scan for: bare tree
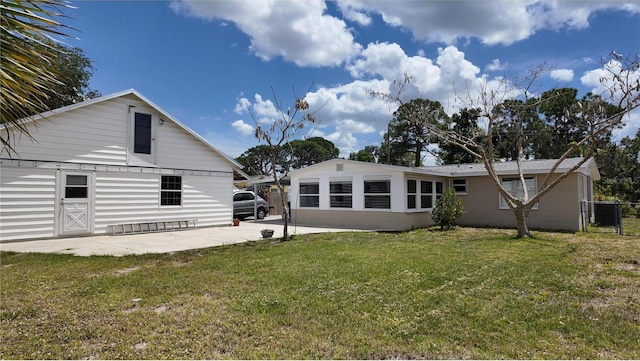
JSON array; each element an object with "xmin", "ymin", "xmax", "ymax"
[
  {"xmin": 374, "ymin": 53, "xmax": 640, "ymax": 238},
  {"xmin": 246, "ymin": 83, "xmax": 320, "ymax": 241}
]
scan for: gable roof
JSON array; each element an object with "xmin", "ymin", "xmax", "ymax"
[
  {"xmin": 290, "ymin": 157, "xmax": 600, "ymax": 180},
  {"xmin": 6, "ymin": 89, "xmax": 249, "ymax": 180}
]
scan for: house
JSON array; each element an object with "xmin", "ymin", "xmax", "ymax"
[
  {"xmin": 0, "ymin": 89, "xmax": 247, "ymax": 242},
  {"xmin": 288, "ymin": 158, "xmax": 600, "ymax": 232}
]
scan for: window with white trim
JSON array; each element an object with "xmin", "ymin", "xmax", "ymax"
[
  {"xmin": 452, "ymin": 178, "xmax": 467, "ymax": 194},
  {"xmin": 407, "ymin": 179, "xmax": 417, "ymax": 209},
  {"xmin": 499, "ymin": 176, "xmax": 538, "ymax": 210},
  {"xmin": 406, "ymin": 179, "xmax": 443, "ymax": 210},
  {"xmin": 364, "ymin": 180, "xmax": 391, "ymax": 209},
  {"xmin": 161, "ymin": 176, "xmax": 182, "ymax": 206},
  {"xmin": 330, "ymin": 181, "xmax": 352, "ymax": 208},
  {"xmin": 299, "ymin": 182, "xmax": 319, "ymax": 208}
]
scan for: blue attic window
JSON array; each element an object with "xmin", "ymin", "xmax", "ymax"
[{"xmin": 134, "ymin": 112, "xmax": 152, "ymax": 154}]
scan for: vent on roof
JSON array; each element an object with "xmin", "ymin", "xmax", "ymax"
[{"xmin": 336, "ymin": 163, "xmax": 344, "ymax": 172}]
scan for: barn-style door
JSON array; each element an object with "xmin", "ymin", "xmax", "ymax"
[{"xmin": 59, "ymin": 171, "xmax": 93, "ymax": 236}]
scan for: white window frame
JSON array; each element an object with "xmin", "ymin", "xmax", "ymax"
[
  {"xmin": 364, "ymin": 179, "xmax": 391, "ymax": 210},
  {"xmin": 160, "ymin": 175, "xmax": 182, "ymax": 207},
  {"xmin": 499, "ymin": 176, "xmax": 538, "ymax": 210},
  {"xmin": 406, "ymin": 179, "xmax": 443, "ymax": 211},
  {"xmin": 329, "ymin": 180, "xmax": 353, "ymax": 208},
  {"xmin": 128, "ymin": 109, "xmax": 157, "ymax": 166},
  {"xmin": 299, "ymin": 181, "xmax": 320, "ymax": 208},
  {"xmin": 452, "ymin": 178, "xmax": 468, "ymax": 195},
  {"xmin": 422, "ymin": 180, "xmax": 443, "ymax": 210},
  {"xmin": 407, "ymin": 179, "xmax": 417, "ymax": 210}
]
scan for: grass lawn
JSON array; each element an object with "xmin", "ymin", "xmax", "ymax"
[{"xmin": 1, "ymin": 227, "xmax": 639, "ymax": 359}]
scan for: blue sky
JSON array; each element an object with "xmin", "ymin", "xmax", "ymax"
[{"xmin": 65, "ymin": 1, "xmax": 640, "ymax": 161}]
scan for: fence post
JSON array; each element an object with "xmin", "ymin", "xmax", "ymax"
[{"xmin": 615, "ymin": 200, "xmax": 623, "ymax": 235}]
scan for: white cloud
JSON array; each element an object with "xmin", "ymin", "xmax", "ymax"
[
  {"xmin": 233, "ymin": 97, "xmax": 251, "ymax": 115},
  {"xmin": 336, "ymin": 2, "xmax": 372, "ymax": 26},
  {"xmin": 235, "ymin": 94, "xmax": 280, "ymax": 125},
  {"xmin": 325, "ymin": 130, "xmax": 360, "ymax": 157},
  {"xmin": 231, "ymin": 119, "xmax": 254, "ymax": 136},
  {"xmin": 581, "ymin": 59, "xmax": 640, "ymax": 104},
  {"xmin": 335, "ymin": 1, "xmax": 640, "ymax": 45},
  {"xmin": 581, "ymin": 59, "xmax": 640, "ymax": 141},
  {"xmin": 550, "ymin": 69, "xmax": 574, "ymax": 82},
  {"xmin": 486, "ymin": 59, "xmax": 505, "ymax": 72},
  {"xmin": 303, "ymin": 44, "xmax": 514, "ymax": 156},
  {"xmin": 612, "ymin": 109, "xmax": 640, "ymax": 142},
  {"xmin": 171, "ymin": 0, "xmax": 361, "ymax": 67}
]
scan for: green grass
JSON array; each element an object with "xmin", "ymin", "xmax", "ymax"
[
  {"xmin": 1, "ymin": 227, "xmax": 639, "ymax": 359},
  {"xmin": 586, "ymin": 217, "xmax": 640, "ymax": 237}
]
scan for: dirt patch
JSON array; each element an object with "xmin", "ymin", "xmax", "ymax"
[
  {"xmin": 114, "ymin": 267, "xmax": 140, "ymax": 276},
  {"xmin": 154, "ymin": 304, "xmax": 169, "ymax": 314}
]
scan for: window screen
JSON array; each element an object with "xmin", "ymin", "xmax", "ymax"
[
  {"xmin": 330, "ymin": 181, "xmax": 352, "ymax": 208},
  {"xmin": 299, "ymin": 182, "xmax": 319, "ymax": 207},
  {"xmin": 364, "ymin": 180, "xmax": 390, "ymax": 209}
]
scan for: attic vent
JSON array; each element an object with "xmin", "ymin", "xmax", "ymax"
[{"xmin": 336, "ymin": 163, "xmax": 344, "ymax": 172}]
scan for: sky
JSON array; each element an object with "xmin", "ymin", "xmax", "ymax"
[{"xmin": 64, "ymin": 0, "xmax": 640, "ymax": 162}]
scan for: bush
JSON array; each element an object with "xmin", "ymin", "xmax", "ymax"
[{"xmin": 432, "ymin": 188, "xmax": 465, "ymax": 230}]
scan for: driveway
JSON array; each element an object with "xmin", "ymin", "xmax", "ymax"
[{"xmin": 0, "ymin": 216, "xmax": 366, "ymax": 257}]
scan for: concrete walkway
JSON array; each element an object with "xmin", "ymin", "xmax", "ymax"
[{"xmin": 0, "ymin": 216, "xmax": 366, "ymax": 257}]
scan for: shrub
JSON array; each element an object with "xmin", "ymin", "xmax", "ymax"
[{"xmin": 432, "ymin": 188, "xmax": 465, "ymax": 230}]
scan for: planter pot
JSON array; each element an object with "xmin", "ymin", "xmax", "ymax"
[
  {"xmin": 233, "ymin": 219, "xmax": 240, "ymax": 226},
  {"xmin": 261, "ymin": 229, "xmax": 274, "ymax": 238}
]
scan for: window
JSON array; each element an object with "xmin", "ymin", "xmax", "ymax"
[
  {"xmin": 299, "ymin": 182, "xmax": 319, "ymax": 208},
  {"xmin": 330, "ymin": 181, "xmax": 352, "ymax": 208},
  {"xmin": 407, "ymin": 179, "xmax": 443, "ymax": 210},
  {"xmin": 161, "ymin": 176, "xmax": 182, "ymax": 206},
  {"xmin": 407, "ymin": 179, "xmax": 417, "ymax": 209},
  {"xmin": 134, "ymin": 112, "xmax": 152, "ymax": 154},
  {"xmin": 65, "ymin": 175, "xmax": 88, "ymax": 198},
  {"xmin": 452, "ymin": 178, "xmax": 467, "ymax": 194},
  {"xmin": 365, "ymin": 180, "xmax": 390, "ymax": 209},
  {"xmin": 421, "ymin": 181, "xmax": 433, "ymax": 209},
  {"xmin": 233, "ymin": 192, "xmax": 254, "ymax": 202},
  {"xmin": 500, "ymin": 176, "xmax": 538, "ymax": 210}
]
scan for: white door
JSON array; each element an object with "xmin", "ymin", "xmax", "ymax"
[{"xmin": 60, "ymin": 172, "xmax": 92, "ymax": 236}]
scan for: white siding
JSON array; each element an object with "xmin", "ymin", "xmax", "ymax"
[
  {"xmin": 93, "ymin": 172, "xmax": 233, "ymax": 234},
  {"xmin": 0, "ymin": 167, "xmax": 57, "ymax": 241},
  {"xmin": 1, "ymin": 99, "xmax": 129, "ymax": 164},
  {"xmin": 156, "ymin": 120, "xmax": 230, "ymax": 171},
  {"xmin": 0, "ymin": 91, "xmax": 239, "ymax": 241},
  {"xmin": 1, "ymin": 94, "xmax": 233, "ymax": 173}
]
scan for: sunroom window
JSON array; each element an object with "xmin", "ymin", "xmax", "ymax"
[
  {"xmin": 299, "ymin": 182, "xmax": 320, "ymax": 208},
  {"xmin": 330, "ymin": 181, "xmax": 352, "ymax": 208},
  {"xmin": 365, "ymin": 180, "xmax": 390, "ymax": 209}
]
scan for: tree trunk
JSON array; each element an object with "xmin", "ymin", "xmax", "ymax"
[
  {"xmin": 276, "ymin": 182, "xmax": 289, "ymax": 241},
  {"xmin": 514, "ymin": 207, "xmax": 532, "ymax": 238}
]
